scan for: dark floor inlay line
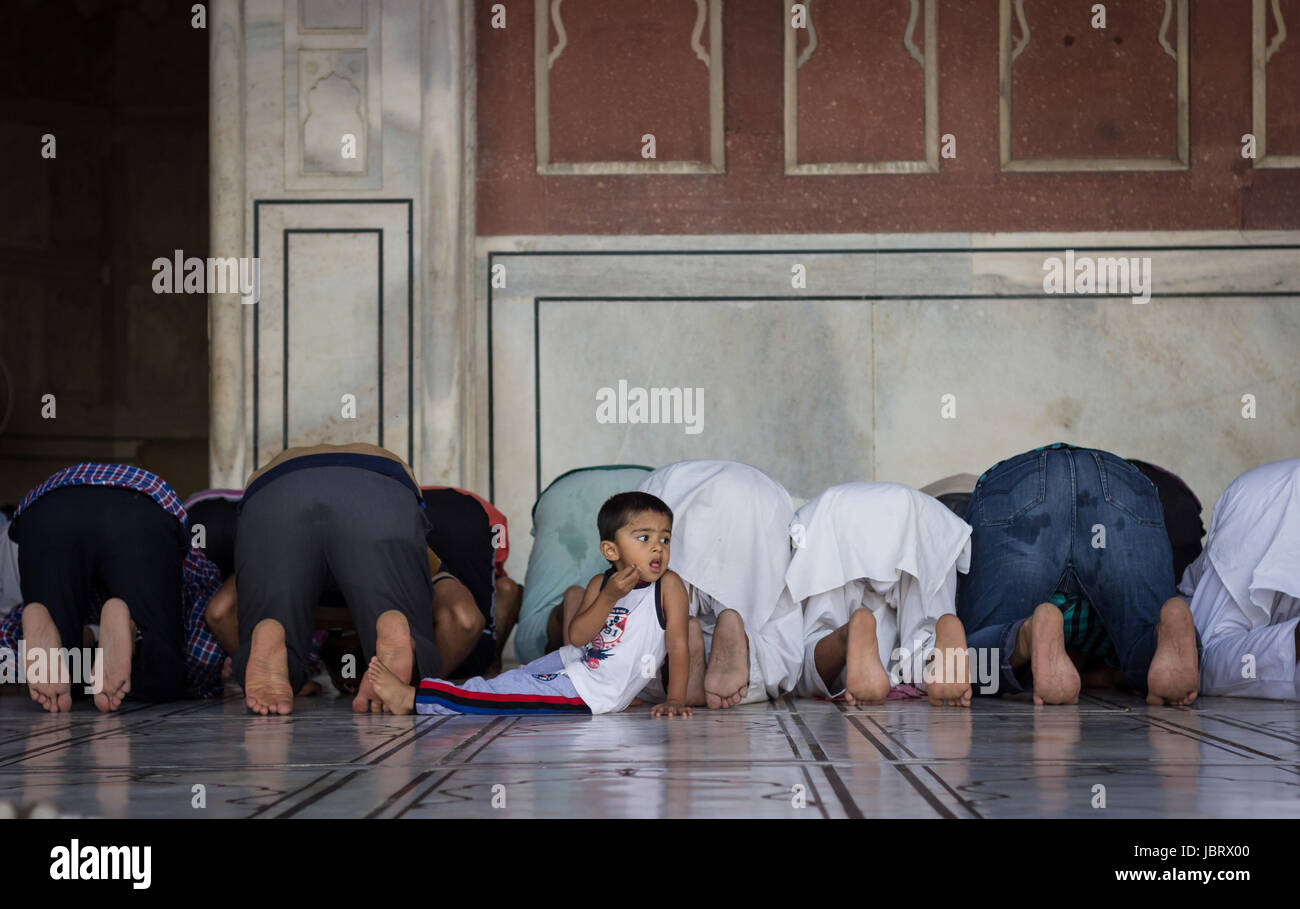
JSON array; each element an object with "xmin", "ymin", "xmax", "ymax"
[
  {"xmin": 787, "ymin": 703, "xmax": 863, "ymax": 819},
  {"xmin": 1080, "ymin": 693, "xmax": 1278, "ymax": 760},
  {"xmin": 1197, "ymin": 712, "xmax": 1300, "ymax": 749},
  {"xmin": 396, "ymin": 770, "xmax": 460, "ymax": 819},
  {"xmin": 800, "ymin": 765, "xmax": 830, "ymax": 819},
  {"xmin": 441, "ymin": 717, "xmax": 508, "ymax": 765},
  {"xmin": 773, "ymin": 714, "xmax": 806, "ymax": 761},
  {"xmin": 866, "ymin": 715, "xmax": 920, "ymax": 760},
  {"xmin": 836, "ymin": 704, "xmax": 956, "ymax": 819},
  {"xmin": 276, "ymin": 769, "xmax": 365, "ymax": 818},
  {"xmin": 0, "ymin": 717, "xmax": 176, "ymax": 768},
  {"xmin": 366, "ymin": 769, "xmax": 436, "ymax": 819},
  {"xmin": 922, "ymin": 766, "xmax": 983, "ymax": 819},
  {"xmin": 247, "ymin": 770, "xmax": 338, "ymax": 819},
  {"xmin": 462, "ymin": 717, "xmax": 518, "ymax": 763},
  {"xmin": 362, "ymin": 716, "xmax": 454, "ymax": 765}
]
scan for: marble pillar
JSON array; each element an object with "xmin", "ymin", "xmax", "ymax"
[{"xmin": 207, "ymin": 0, "xmax": 475, "ymax": 487}]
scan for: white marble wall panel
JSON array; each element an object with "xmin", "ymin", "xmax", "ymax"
[
  {"xmin": 253, "ymin": 202, "xmax": 412, "ymax": 467},
  {"xmin": 872, "ymin": 296, "xmax": 1300, "ymax": 505},
  {"xmin": 284, "ymin": 0, "xmax": 382, "ymax": 189},
  {"xmin": 483, "ymin": 233, "xmax": 1300, "ymax": 578},
  {"xmin": 285, "ymin": 231, "xmax": 380, "ymax": 446},
  {"xmin": 211, "ymin": 0, "xmax": 469, "ymax": 488},
  {"xmin": 538, "ymin": 298, "xmax": 873, "ymax": 495}
]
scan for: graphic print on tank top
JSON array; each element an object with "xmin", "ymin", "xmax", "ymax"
[{"xmin": 582, "ymin": 607, "xmax": 630, "ymax": 669}]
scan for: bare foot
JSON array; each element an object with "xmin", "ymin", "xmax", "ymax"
[
  {"xmin": 844, "ymin": 609, "xmax": 890, "ymax": 706},
  {"xmin": 1146, "ymin": 597, "xmax": 1199, "ymax": 707},
  {"xmin": 296, "ymin": 680, "xmax": 322, "ymax": 697},
  {"xmin": 925, "ymin": 613, "xmax": 972, "ymax": 707},
  {"xmin": 684, "ymin": 617, "xmax": 708, "ymax": 707},
  {"xmin": 704, "ymin": 609, "xmax": 749, "ymax": 709},
  {"xmin": 364, "ymin": 657, "xmax": 415, "ymax": 715},
  {"xmin": 221, "ymin": 656, "xmax": 234, "ymax": 680},
  {"xmin": 92, "ymin": 598, "xmax": 135, "ymax": 712},
  {"xmin": 1027, "ymin": 602, "xmax": 1080, "ymax": 705},
  {"xmin": 353, "ymin": 611, "xmax": 413, "ymax": 714},
  {"xmin": 21, "ymin": 604, "xmax": 71, "ymax": 713},
  {"xmin": 244, "ymin": 619, "xmax": 293, "ymax": 715}
]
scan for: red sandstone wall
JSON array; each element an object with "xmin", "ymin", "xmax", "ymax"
[{"xmin": 476, "ymin": 0, "xmax": 1300, "ymax": 233}]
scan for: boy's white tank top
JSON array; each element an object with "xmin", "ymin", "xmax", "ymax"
[{"xmin": 559, "ymin": 569, "xmax": 667, "ymax": 714}]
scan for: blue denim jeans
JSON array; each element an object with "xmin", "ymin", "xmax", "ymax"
[{"xmin": 958, "ymin": 445, "xmax": 1188, "ymax": 695}]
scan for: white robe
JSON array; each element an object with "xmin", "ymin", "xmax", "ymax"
[
  {"xmin": 637, "ymin": 460, "xmax": 803, "ymax": 702},
  {"xmin": 786, "ymin": 482, "xmax": 971, "ymax": 697},
  {"xmin": 1181, "ymin": 458, "xmax": 1300, "ymax": 700}
]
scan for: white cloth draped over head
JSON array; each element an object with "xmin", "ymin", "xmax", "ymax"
[
  {"xmin": 638, "ymin": 460, "xmax": 796, "ymax": 632},
  {"xmin": 787, "ymin": 482, "xmax": 972, "ymax": 605},
  {"xmin": 1201, "ymin": 458, "xmax": 1300, "ymax": 628}
]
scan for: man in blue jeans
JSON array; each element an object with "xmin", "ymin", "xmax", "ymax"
[{"xmin": 958, "ymin": 443, "xmax": 1199, "ymax": 706}]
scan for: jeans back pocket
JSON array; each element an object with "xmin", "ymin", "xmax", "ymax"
[
  {"xmin": 1097, "ymin": 454, "xmax": 1165, "ymax": 526},
  {"xmin": 976, "ymin": 452, "xmax": 1046, "ymax": 525}
]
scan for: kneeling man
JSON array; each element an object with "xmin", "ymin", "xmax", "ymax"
[
  {"xmin": 1181, "ymin": 458, "xmax": 1300, "ymax": 700},
  {"xmin": 789, "ymin": 482, "xmax": 973, "ymax": 707}
]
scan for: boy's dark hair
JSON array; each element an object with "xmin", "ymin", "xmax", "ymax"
[{"xmin": 597, "ymin": 492, "xmax": 672, "ymax": 543}]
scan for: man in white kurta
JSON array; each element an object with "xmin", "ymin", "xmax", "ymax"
[
  {"xmin": 1181, "ymin": 458, "xmax": 1300, "ymax": 700},
  {"xmin": 637, "ymin": 460, "xmax": 802, "ymax": 706},
  {"xmin": 788, "ymin": 482, "xmax": 971, "ymax": 700}
]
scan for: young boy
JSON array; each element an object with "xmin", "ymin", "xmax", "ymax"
[{"xmin": 365, "ymin": 492, "xmax": 694, "ymax": 717}]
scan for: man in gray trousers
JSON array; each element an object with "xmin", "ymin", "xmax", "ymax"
[{"xmin": 233, "ymin": 443, "xmax": 442, "ymax": 715}]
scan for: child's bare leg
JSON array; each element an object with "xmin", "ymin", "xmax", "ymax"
[
  {"xmin": 92, "ymin": 598, "xmax": 136, "ymax": 712},
  {"xmin": 684, "ymin": 617, "xmax": 708, "ymax": 706},
  {"xmin": 843, "ymin": 609, "xmax": 890, "ymax": 705},
  {"xmin": 704, "ymin": 608, "xmax": 749, "ymax": 709},
  {"xmin": 925, "ymin": 613, "xmax": 972, "ymax": 707},
  {"xmin": 365, "ymin": 657, "xmax": 416, "ymax": 714},
  {"xmin": 1146, "ymin": 597, "xmax": 1199, "ymax": 706},
  {"xmin": 204, "ymin": 576, "xmax": 239, "ymax": 655},
  {"xmin": 1017, "ymin": 602, "xmax": 1080, "ymax": 705},
  {"xmin": 21, "ymin": 603, "xmax": 71, "ymax": 713}
]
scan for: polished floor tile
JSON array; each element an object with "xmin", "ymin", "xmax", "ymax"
[{"xmin": 1, "ymin": 690, "xmax": 1297, "ymax": 818}]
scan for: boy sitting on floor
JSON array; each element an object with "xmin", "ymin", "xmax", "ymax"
[{"xmin": 366, "ymin": 492, "xmax": 694, "ymax": 717}]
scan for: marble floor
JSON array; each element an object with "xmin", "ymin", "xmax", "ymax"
[{"xmin": 1, "ymin": 690, "xmax": 1298, "ymax": 818}]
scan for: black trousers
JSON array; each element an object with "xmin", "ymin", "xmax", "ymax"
[
  {"xmin": 186, "ymin": 496, "xmax": 239, "ymax": 580},
  {"xmin": 12, "ymin": 485, "xmax": 188, "ymax": 700},
  {"xmin": 422, "ymin": 486, "xmax": 497, "ymax": 676},
  {"xmin": 233, "ymin": 465, "xmax": 440, "ymax": 693}
]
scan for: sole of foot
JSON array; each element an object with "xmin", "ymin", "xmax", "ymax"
[
  {"xmin": 1146, "ymin": 597, "xmax": 1199, "ymax": 707},
  {"xmin": 244, "ymin": 619, "xmax": 294, "ymax": 716},
  {"xmin": 704, "ymin": 609, "xmax": 750, "ymax": 709},
  {"xmin": 354, "ymin": 611, "xmax": 413, "ymax": 714},
  {"xmin": 844, "ymin": 609, "xmax": 890, "ymax": 706},
  {"xmin": 21, "ymin": 604, "xmax": 71, "ymax": 713},
  {"xmin": 1029, "ymin": 602, "xmax": 1080, "ymax": 706},
  {"xmin": 926, "ymin": 613, "xmax": 972, "ymax": 707},
  {"xmin": 92, "ymin": 598, "xmax": 135, "ymax": 712}
]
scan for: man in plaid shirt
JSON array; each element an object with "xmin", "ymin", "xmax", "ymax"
[{"xmin": 0, "ymin": 463, "xmax": 225, "ymax": 712}]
